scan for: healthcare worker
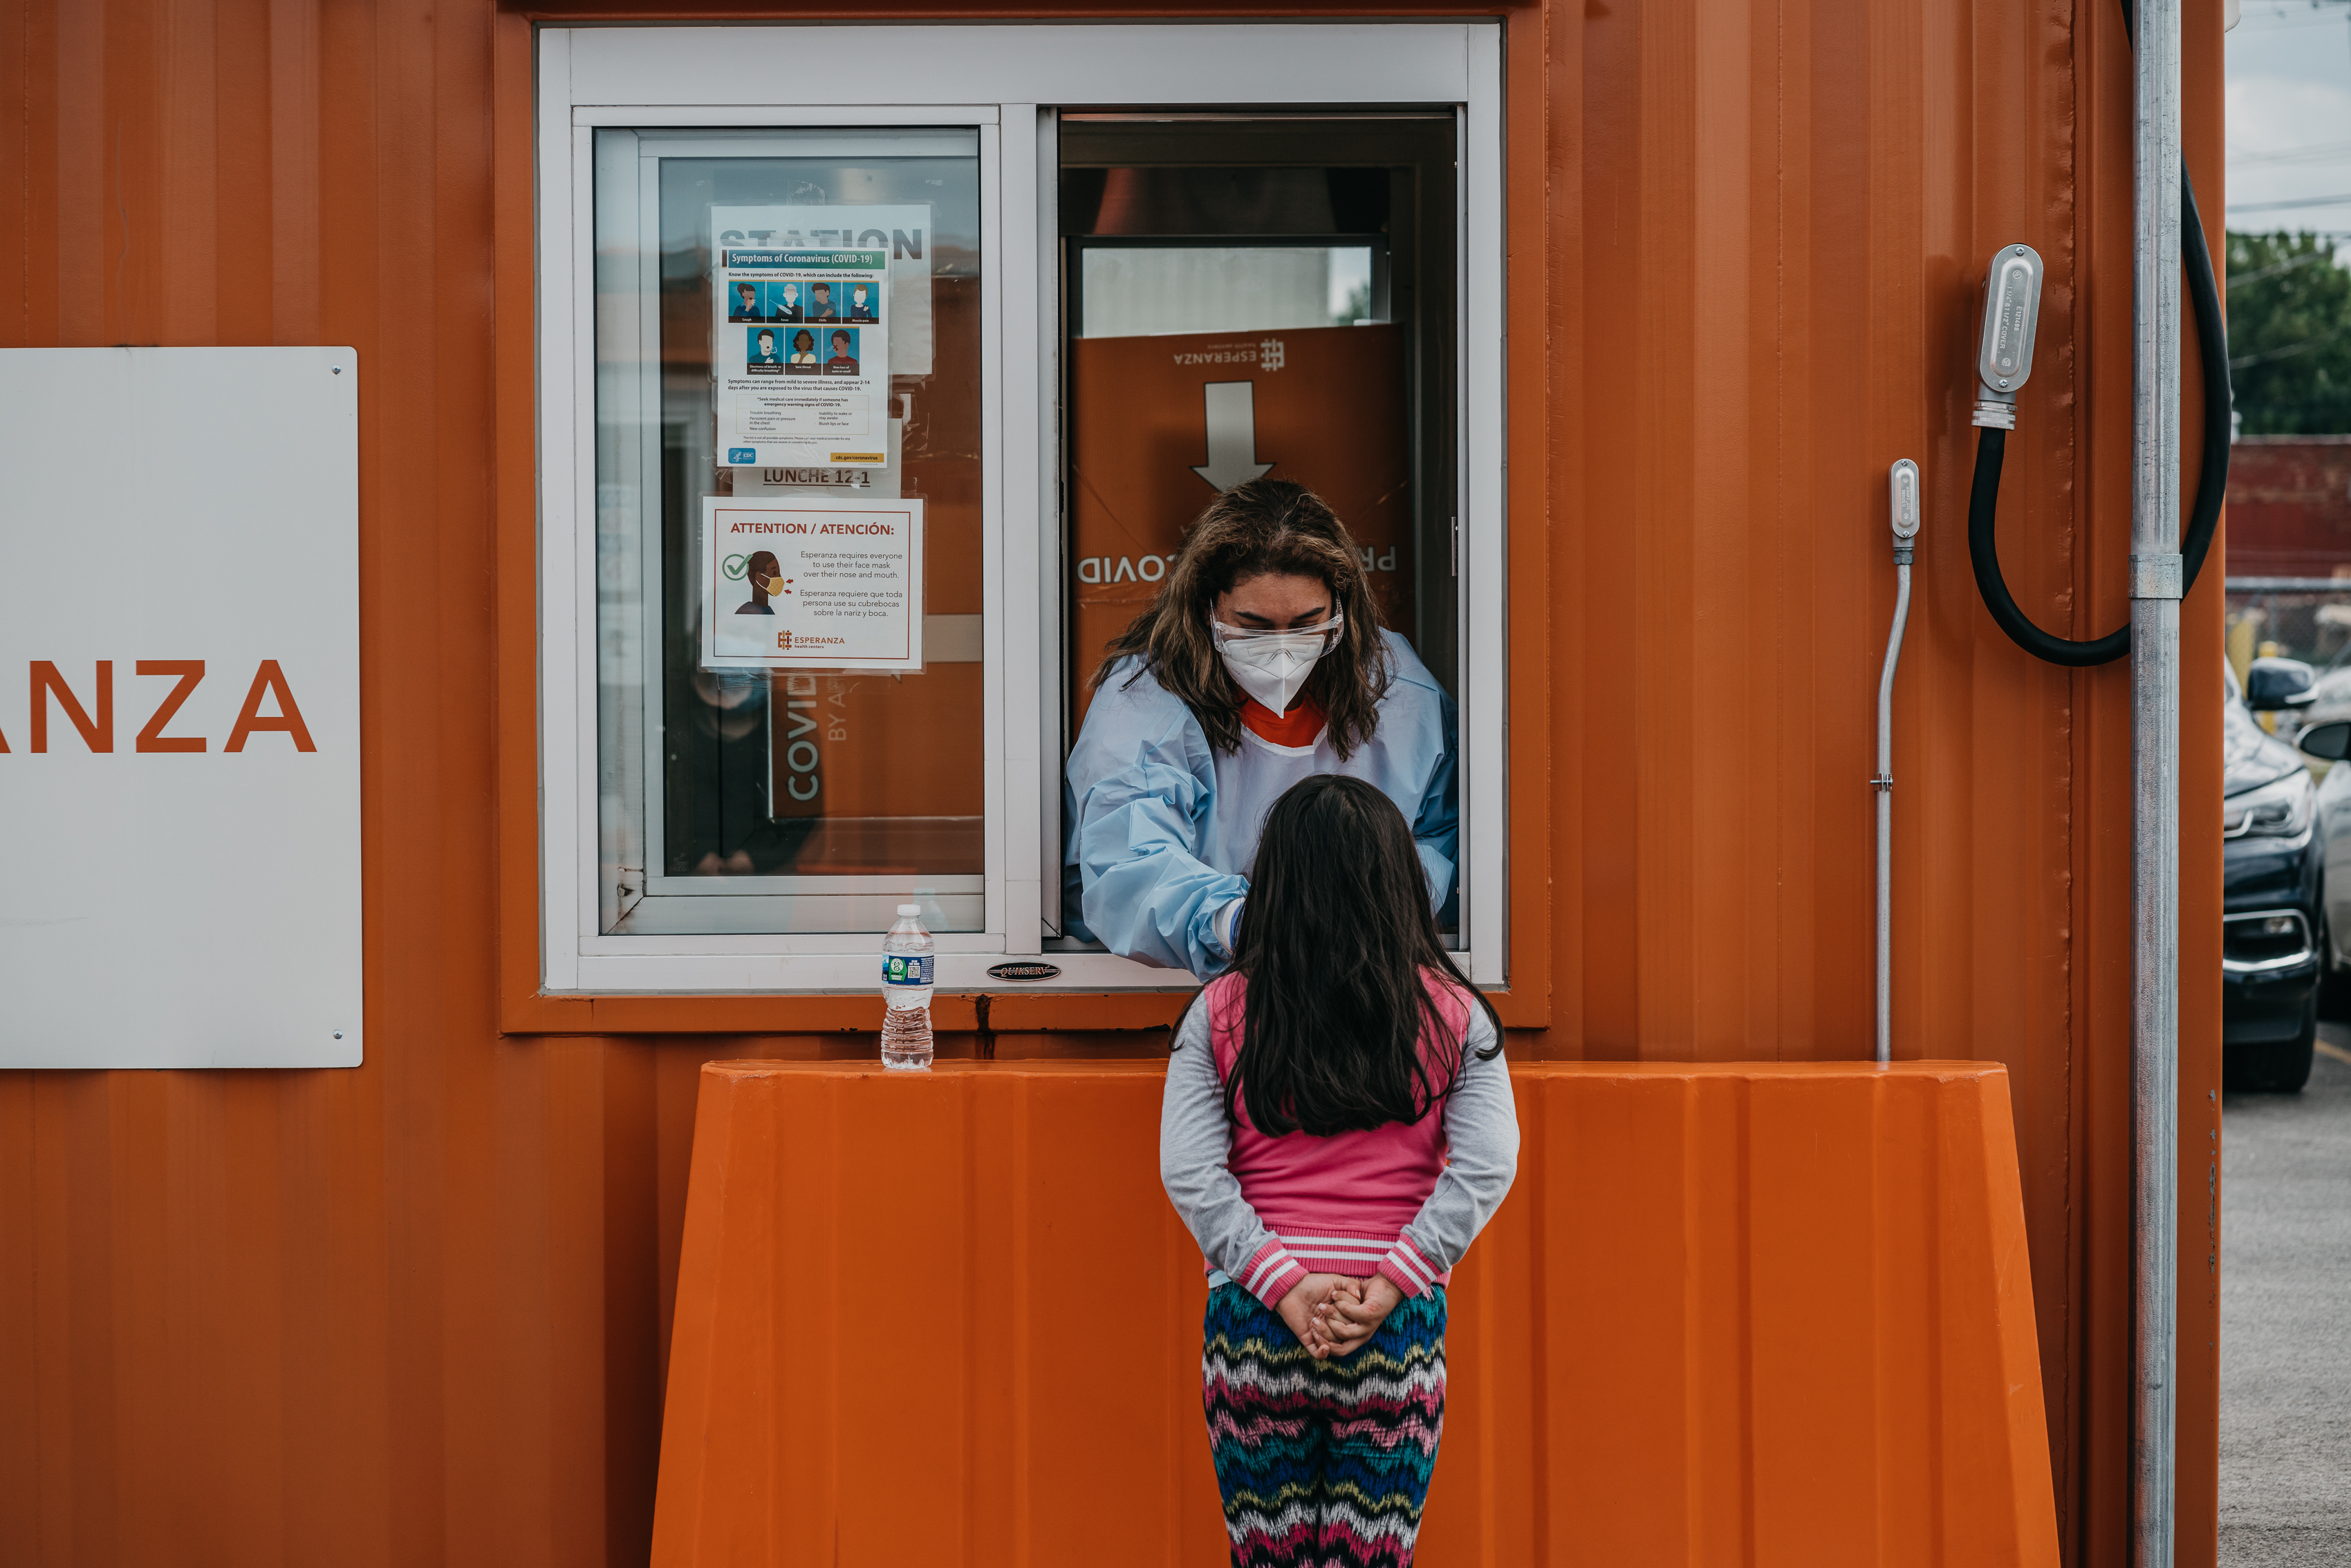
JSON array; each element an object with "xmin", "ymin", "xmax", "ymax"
[{"xmin": 1064, "ymin": 478, "xmax": 1457, "ymax": 975}]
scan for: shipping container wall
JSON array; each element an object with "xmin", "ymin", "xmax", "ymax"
[{"xmin": 0, "ymin": 1, "xmax": 2224, "ymax": 1566}]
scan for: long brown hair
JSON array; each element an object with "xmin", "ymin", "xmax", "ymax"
[{"xmin": 1092, "ymin": 479, "xmax": 1391, "ymax": 758}]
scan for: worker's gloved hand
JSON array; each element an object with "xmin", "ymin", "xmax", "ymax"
[{"xmin": 1211, "ymin": 897, "xmax": 1246, "ymax": 960}]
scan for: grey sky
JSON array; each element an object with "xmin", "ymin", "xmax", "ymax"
[{"xmin": 2227, "ymin": 0, "xmax": 2351, "ymax": 253}]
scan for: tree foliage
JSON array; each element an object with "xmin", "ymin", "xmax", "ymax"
[{"xmin": 2227, "ymin": 231, "xmax": 2351, "ymax": 435}]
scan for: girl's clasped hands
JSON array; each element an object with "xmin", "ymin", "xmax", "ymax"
[{"xmin": 1275, "ymin": 1272, "xmax": 1408, "ymax": 1359}]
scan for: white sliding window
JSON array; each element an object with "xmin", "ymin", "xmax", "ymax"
[{"xmin": 536, "ymin": 22, "xmax": 1507, "ymax": 993}]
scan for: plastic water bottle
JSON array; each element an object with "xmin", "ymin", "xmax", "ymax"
[{"xmin": 880, "ymin": 902, "xmax": 935, "ymax": 1070}]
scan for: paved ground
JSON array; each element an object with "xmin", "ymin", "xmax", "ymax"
[{"xmin": 2220, "ymin": 1029, "xmax": 2351, "ymax": 1566}]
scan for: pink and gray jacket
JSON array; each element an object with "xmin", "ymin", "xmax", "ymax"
[{"xmin": 1158, "ymin": 970, "xmax": 1520, "ymax": 1309}]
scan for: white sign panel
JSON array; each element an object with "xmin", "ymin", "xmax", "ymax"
[
  {"xmin": 0, "ymin": 348, "xmax": 362, "ymax": 1068},
  {"xmin": 701, "ymin": 495, "xmax": 926, "ymax": 672}
]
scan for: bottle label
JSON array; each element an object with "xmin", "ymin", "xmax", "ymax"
[{"xmin": 883, "ymin": 954, "xmax": 932, "ymax": 986}]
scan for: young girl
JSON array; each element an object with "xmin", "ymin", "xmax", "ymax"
[{"xmin": 1160, "ymin": 774, "xmax": 1519, "ymax": 1568}]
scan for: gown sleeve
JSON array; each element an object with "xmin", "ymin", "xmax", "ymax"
[
  {"xmin": 1411, "ymin": 678, "xmax": 1460, "ymax": 914},
  {"xmin": 1065, "ymin": 664, "xmax": 1248, "ymax": 977}
]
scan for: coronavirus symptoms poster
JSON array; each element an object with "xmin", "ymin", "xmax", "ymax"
[{"xmin": 713, "ymin": 248, "xmax": 891, "ymax": 470}]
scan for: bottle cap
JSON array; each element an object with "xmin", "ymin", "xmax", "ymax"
[{"xmin": 898, "ymin": 903, "xmax": 921, "ymax": 917}]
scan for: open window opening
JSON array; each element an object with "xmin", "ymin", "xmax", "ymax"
[{"xmin": 1052, "ymin": 113, "xmax": 1465, "ymax": 947}]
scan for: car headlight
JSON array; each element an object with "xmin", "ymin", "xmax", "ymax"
[{"xmin": 2223, "ymin": 769, "xmax": 2314, "ymax": 839}]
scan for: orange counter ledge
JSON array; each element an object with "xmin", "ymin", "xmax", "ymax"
[{"xmin": 651, "ymin": 1059, "xmax": 2061, "ymax": 1567}]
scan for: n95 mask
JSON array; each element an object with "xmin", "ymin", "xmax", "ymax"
[{"xmin": 1211, "ymin": 615, "xmax": 1344, "ymax": 713}]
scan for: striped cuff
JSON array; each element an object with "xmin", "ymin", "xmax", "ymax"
[
  {"xmin": 1240, "ymin": 1240, "xmax": 1309, "ymax": 1308},
  {"xmin": 1377, "ymin": 1235, "xmax": 1442, "ymax": 1300}
]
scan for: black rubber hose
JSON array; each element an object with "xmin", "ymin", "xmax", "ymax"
[
  {"xmin": 1967, "ymin": 171, "xmax": 2231, "ymax": 666},
  {"xmin": 2182, "ymin": 170, "xmax": 2231, "ymax": 592},
  {"xmin": 1971, "ymin": 425, "xmax": 2129, "ymax": 666}
]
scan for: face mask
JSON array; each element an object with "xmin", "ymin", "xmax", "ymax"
[
  {"xmin": 756, "ymin": 575, "xmax": 786, "ymax": 596},
  {"xmin": 1212, "ymin": 615, "xmax": 1342, "ymax": 713}
]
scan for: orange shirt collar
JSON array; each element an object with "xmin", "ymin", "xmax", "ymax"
[{"xmin": 1239, "ymin": 693, "xmax": 1327, "ymax": 748}]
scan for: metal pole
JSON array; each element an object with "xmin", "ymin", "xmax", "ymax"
[{"xmin": 2131, "ymin": 0, "xmax": 2184, "ymax": 1557}]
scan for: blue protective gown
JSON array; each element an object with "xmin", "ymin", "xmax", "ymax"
[{"xmin": 1062, "ymin": 628, "xmax": 1458, "ymax": 976}]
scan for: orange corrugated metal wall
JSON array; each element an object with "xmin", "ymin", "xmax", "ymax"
[{"xmin": 0, "ymin": 1, "xmax": 2222, "ymax": 1565}]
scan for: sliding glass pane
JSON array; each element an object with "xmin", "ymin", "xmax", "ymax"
[{"xmin": 594, "ymin": 127, "xmax": 985, "ymax": 935}]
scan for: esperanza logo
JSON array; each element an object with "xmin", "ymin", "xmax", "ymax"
[{"xmin": 1169, "ymin": 338, "xmax": 1285, "ymax": 370}]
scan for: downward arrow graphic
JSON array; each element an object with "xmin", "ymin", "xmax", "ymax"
[{"xmin": 1190, "ymin": 381, "xmax": 1276, "ymax": 492}]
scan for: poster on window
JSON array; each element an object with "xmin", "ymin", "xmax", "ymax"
[
  {"xmin": 714, "ymin": 204, "xmax": 934, "ymax": 377},
  {"xmin": 713, "ymin": 248, "xmax": 891, "ymax": 470},
  {"xmin": 701, "ymin": 495, "xmax": 926, "ymax": 673}
]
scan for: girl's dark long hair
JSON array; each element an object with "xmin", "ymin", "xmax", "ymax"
[{"xmin": 1211, "ymin": 775, "xmax": 1501, "ymax": 1137}]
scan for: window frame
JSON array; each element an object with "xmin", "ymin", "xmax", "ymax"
[
  {"xmin": 535, "ymin": 21, "xmax": 1507, "ymax": 995},
  {"xmin": 577, "ymin": 118, "xmax": 1010, "ymax": 969}
]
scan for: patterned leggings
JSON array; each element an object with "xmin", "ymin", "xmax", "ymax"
[{"xmin": 1200, "ymin": 1281, "xmax": 1447, "ymax": 1568}]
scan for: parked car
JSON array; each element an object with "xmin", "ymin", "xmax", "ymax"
[{"xmin": 2224, "ymin": 657, "xmax": 2323, "ymax": 1092}]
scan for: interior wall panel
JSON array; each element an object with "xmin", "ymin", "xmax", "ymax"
[{"xmin": 0, "ymin": 0, "xmax": 2223, "ymax": 1564}]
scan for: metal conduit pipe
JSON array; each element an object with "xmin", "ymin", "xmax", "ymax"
[
  {"xmin": 1876, "ymin": 461, "xmax": 1922, "ymax": 1067},
  {"xmin": 1953, "ymin": 0, "xmax": 2210, "ymax": 1549},
  {"xmin": 2130, "ymin": 0, "xmax": 2184, "ymax": 1558}
]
